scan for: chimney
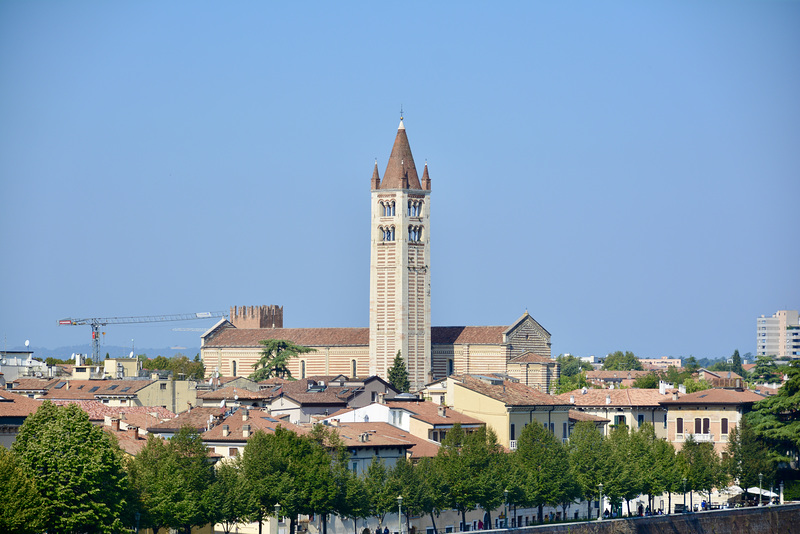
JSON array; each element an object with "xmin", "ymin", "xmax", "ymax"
[
  {"xmin": 330, "ymin": 418, "xmax": 340, "ymax": 427},
  {"xmin": 110, "ymin": 417, "xmax": 120, "ymax": 431},
  {"xmin": 569, "ymin": 395, "xmax": 575, "ymax": 404},
  {"xmin": 222, "ymin": 424, "xmax": 229, "ymax": 437},
  {"xmin": 242, "ymin": 408, "xmax": 249, "ymax": 421},
  {"xmin": 377, "ymin": 392, "xmax": 386, "ymax": 404},
  {"xmin": 128, "ymin": 425, "xmax": 140, "ymax": 440},
  {"xmin": 659, "ymin": 381, "xmax": 666, "ymax": 395},
  {"xmin": 438, "ymin": 405, "xmax": 447, "ymax": 417},
  {"xmin": 605, "ymin": 394, "xmax": 611, "ymax": 405},
  {"xmin": 673, "ymin": 391, "xmax": 679, "ymax": 401},
  {"xmin": 243, "ymin": 424, "xmax": 251, "ymax": 438}
]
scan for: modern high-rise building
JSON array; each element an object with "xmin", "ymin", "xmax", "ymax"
[{"xmin": 756, "ymin": 310, "xmax": 800, "ymax": 358}]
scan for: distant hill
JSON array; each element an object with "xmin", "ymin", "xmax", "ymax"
[{"xmin": 5, "ymin": 345, "xmax": 201, "ymax": 361}]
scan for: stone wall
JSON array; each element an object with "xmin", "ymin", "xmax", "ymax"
[{"xmin": 502, "ymin": 504, "xmax": 800, "ymax": 534}]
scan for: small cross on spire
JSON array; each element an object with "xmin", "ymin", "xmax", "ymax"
[{"xmin": 400, "ymin": 104, "xmax": 404, "ymax": 120}]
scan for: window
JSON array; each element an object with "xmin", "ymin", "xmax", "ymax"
[
  {"xmin": 351, "ymin": 359, "xmax": 357, "ymax": 378},
  {"xmin": 160, "ymin": 383, "xmax": 167, "ymax": 390},
  {"xmin": 637, "ymin": 414, "xmax": 645, "ymax": 427},
  {"xmin": 614, "ymin": 415, "xmax": 626, "ymax": 426},
  {"xmin": 677, "ymin": 417, "xmax": 683, "ymax": 434},
  {"xmin": 664, "ymin": 413, "xmax": 668, "ymax": 429},
  {"xmin": 229, "ymin": 448, "xmax": 238, "ymax": 457},
  {"xmin": 695, "ymin": 418, "xmax": 702, "ymax": 434},
  {"xmin": 721, "ymin": 418, "xmax": 729, "ymax": 434},
  {"xmin": 232, "ymin": 361, "xmax": 237, "ymax": 377},
  {"xmin": 563, "ymin": 422, "xmax": 568, "ymax": 439},
  {"xmin": 510, "ymin": 423, "xmax": 515, "ymax": 441},
  {"xmin": 301, "ymin": 360, "xmax": 306, "ymax": 379},
  {"xmin": 550, "ymin": 422, "xmax": 555, "ymax": 434},
  {"xmin": 703, "ymin": 418, "xmax": 710, "ymax": 434},
  {"xmin": 447, "ymin": 359, "xmax": 454, "ymax": 376}
]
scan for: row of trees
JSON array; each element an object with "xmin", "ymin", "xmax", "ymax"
[{"xmin": 3, "ymin": 389, "xmax": 788, "ymax": 534}]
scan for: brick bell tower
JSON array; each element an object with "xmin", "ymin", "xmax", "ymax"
[{"xmin": 369, "ymin": 118, "xmax": 431, "ymax": 391}]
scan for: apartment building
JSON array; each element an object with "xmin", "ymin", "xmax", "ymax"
[{"xmin": 757, "ymin": 310, "xmax": 800, "ymax": 358}]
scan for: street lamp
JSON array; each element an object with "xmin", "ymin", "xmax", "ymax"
[
  {"xmin": 275, "ymin": 503, "xmax": 281, "ymax": 519},
  {"xmin": 759, "ymin": 473, "xmax": 763, "ymax": 507},
  {"xmin": 504, "ymin": 488, "xmax": 509, "ymax": 528},
  {"xmin": 397, "ymin": 495, "xmax": 403, "ymax": 534},
  {"xmin": 134, "ymin": 512, "xmax": 140, "ymax": 534},
  {"xmin": 597, "ymin": 483, "xmax": 604, "ymax": 521},
  {"xmin": 780, "ymin": 481, "xmax": 785, "ymax": 505},
  {"xmin": 682, "ymin": 477, "xmax": 687, "ymax": 513}
]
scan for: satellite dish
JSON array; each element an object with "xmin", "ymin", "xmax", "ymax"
[
  {"xmin": 71, "ymin": 353, "xmax": 76, "ymax": 360},
  {"xmin": 25, "ymin": 340, "xmax": 30, "ymax": 347},
  {"xmin": 129, "ymin": 351, "xmax": 134, "ymax": 358}
]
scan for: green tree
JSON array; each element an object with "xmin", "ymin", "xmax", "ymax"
[
  {"xmin": 724, "ymin": 417, "xmax": 775, "ymax": 504},
  {"xmin": 683, "ymin": 377, "xmax": 713, "ymax": 393},
  {"xmin": 683, "ymin": 356, "xmax": 700, "ymax": 373},
  {"xmin": 129, "ymin": 428, "xmax": 216, "ymax": 534},
  {"xmin": 388, "ymin": 350, "xmax": 411, "ymax": 392},
  {"xmin": 603, "ymin": 425, "xmax": 643, "ymax": 516},
  {"xmin": 464, "ymin": 427, "xmax": 505, "ymax": 526},
  {"xmin": 435, "ymin": 423, "xmax": 479, "ymax": 527},
  {"xmin": 414, "ymin": 457, "xmax": 446, "ymax": 534},
  {"xmin": 12, "ymin": 401, "xmax": 130, "ymax": 533},
  {"xmin": 364, "ymin": 458, "xmax": 394, "ymax": 527},
  {"xmin": 567, "ymin": 421, "xmax": 606, "ymax": 519},
  {"xmin": 250, "ymin": 339, "xmax": 313, "ymax": 381},
  {"xmin": 209, "ymin": 459, "xmax": 249, "ymax": 534},
  {"xmin": 0, "ymin": 447, "xmax": 44, "ymax": 534},
  {"xmin": 748, "ymin": 360, "xmax": 800, "ymax": 463},
  {"xmin": 602, "ymin": 351, "xmax": 643, "ymax": 371},
  {"xmin": 651, "ymin": 437, "xmax": 679, "ymax": 514},
  {"xmin": 554, "ymin": 371, "xmax": 589, "ymax": 395},
  {"xmin": 632, "ymin": 372, "xmax": 660, "ymax": 389},
  {"xmin": 751, "ymin": 355, "xmax": 782, "ymax": 383},
  {"xmin": 555, "ymin": 354, "xmax": 592, "ymax": 377},
  {"xmin": 678, "ymin": 435, "xmax": 727, "ymax": 509},
  {"xmin": 514, "ymin": 421, "xmax": 571, "ymax": 522}
]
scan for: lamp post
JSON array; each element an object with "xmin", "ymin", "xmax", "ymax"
[
  {"xmin": 397, "ymin": 495, "xmax": 403, "ymax": 534},
  {"xmin": 597, "ymin": 483, "xmax": 604, "ymax": 520},
  {"xmin": 504, "ymin": 488, "xmax": 509, "ymax": 528},
  {"xmin": 134, "ymin": 512, "xmax": 140, "ymax": 534},
  {"xmin": 275, "ymin": 503, "xmax": 281, "ymax": 519},
  {"xmin": 759, "ymin": 473, "xmax": 763, "ymax": 507},
  {"xmin": 682, "ymin": 477, "xmax": 687, "ymax": 513},
  {"xmin": 272, "ymin": 503, "xmax": 281, "ymax": 534}
]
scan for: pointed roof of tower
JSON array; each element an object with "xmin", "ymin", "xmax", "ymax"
[
  {"xmin": 381, "ymin": 120, "xmax": 421, "ymax": 190},
  {"xmin": 371, "ymin": 160, "xmax": 381, "ymax": 190},
  {"xmin": 421, "ymin": 161, "xmax": 431, "ymax": 190}
]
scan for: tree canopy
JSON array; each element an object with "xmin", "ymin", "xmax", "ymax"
[
  {"xmin": 0, "ymin": 447, "xmax": 44, "ymax": 534},
  {"xmin": 388, "ymin": 350, "xmax": 410, "ymax": 392},
  {"xmin": 602, "ymin": 351, "xmax": 643, "ymax": 371},
  {"xmin": 12, "ymin": 401, "xmax": 130, "ymax": 533},
  {"xmin": 748, "ymin": 360, "xmax": 800, "ymax": 462},
  {"xmin": 250, "ymin": 339, "xmax": 313, "ymax": 381}
]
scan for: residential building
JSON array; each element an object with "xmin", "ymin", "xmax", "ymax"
[
  {"xmin": 638, "ymin": 356, "xmax": 682, "ymax": 371},
  {"xmin": 201, "ymin": 121, "xmax": 553, "ymax": 391},
  {"xmin": 757, "ymin": 310, "xmax": 800, "ymax": 358},
  {"xmin": 506, "ymin": 352, "xmax": 560, "ymax": 394},
  {"xmin": 659, "ymin": 388, "xmax": 765, "ymax": 455},
  {"xmin": 322, "ymin": 397, "xmax": 485, "ymax": 444},
  {"xmin": 425, "ymin": 374, "xmax": 571, "ymax": 450},
  {"xmin": 202, "ymin": 406, "xmax": 305, "ymax": 459},
  {"xmin": 0, "ymin": 390, "xmax": 42, "ymax": 448},
  {"xmin": 585, "ymin": 370, "xmax": 651, "ymax": 388},
  {"xmin": 697, "ymin": 368, "xmax": 744, "ymax": 389},
  {"xmin": 556, "ymin": 387, "xmax": 670, "ymax": 439}
]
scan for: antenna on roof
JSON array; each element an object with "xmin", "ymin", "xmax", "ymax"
[{"xmin": 400, "ymin": 104, "xmax": 404, "ymax": 120}]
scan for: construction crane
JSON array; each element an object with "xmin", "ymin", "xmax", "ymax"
[{"xmin": 58, "ymin": 311, "xmax": 228, "ymax": 362}]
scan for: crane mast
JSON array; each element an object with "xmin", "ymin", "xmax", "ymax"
[{"xmin": 58, "ymin": 311, "xmax": 228, "ymax": 362}]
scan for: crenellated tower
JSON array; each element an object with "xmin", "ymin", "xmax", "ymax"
[{"xmin": 369, "ymin": 119, "xmax": 431, "ymax": 391}]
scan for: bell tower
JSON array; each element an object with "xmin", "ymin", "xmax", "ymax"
[{"xmin": 369, "ymin": 119, "xmax": 431, "ymax": 391}]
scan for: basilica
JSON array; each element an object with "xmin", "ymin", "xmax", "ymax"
[{"xmin": 201, "ymin": 120, "xmax": 556, "ymax": 392}]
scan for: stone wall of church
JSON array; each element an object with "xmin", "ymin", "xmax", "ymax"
[
  {"xmin": 202, "ymin": 345, "xmax": 370, "ymax": 379},
  {"xmin": 431, "ymin": 343, "xmax": 510, "ymax": 381},
  {"xmin": 230, "ymin": 305, "xmax": 283, "ymax": 329},
  {"xmin": 505, "ymin": 321, "xmax": 551, "ymax": 360}
]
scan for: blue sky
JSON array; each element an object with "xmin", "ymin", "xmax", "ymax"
[{"xmin": 1, "ymin": 1, "xmax": 798, "ymax": 360}]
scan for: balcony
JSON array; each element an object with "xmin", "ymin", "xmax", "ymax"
[
  {"xmin": 680, "ymin": 433, "xmax": 714, "ymax": 442},
  {"xmin": 509, "ymin": 440, "xmax": 517, "ymax": 451}
]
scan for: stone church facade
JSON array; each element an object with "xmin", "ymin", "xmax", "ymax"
[{"xmin": 201, "ymin": 121, "xmax": 553, "ymax": 391}]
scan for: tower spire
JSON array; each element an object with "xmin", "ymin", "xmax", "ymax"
[
  {"xmin": 421, "ymin": 161, "xmax": 431, "ymax": 191},
  {"xmin": 371, "ymin": 159, "xmax": 381, "ymax": 190},
  {"xmin": 381, "ymin": 121, "xmax": 420, "ymax": 189}
]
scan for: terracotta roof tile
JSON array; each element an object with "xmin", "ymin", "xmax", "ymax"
[
  {"xmin": 586, "ymin": 371, "xmax": 651, "ymax": 380},
  {"xmin": 659, "ymin": 388, "xmax": 765, "ymax": 406},
  {"xmin": 568, "ymin": 410, "xmax": 609, "ymax": 423},
  {"xmin": 51, "ymin": 400, "xmax": 175, "ymax": 423},
  {"xmin": 385, "ymin": 400, "xmax": 485, "ymax": 426},
  {"xmin": 202, "ymin": 407, "xmax": 306, "ymax": 442},
  {"xmin": 0, "ymin": 391, "xmax": 43, "ymax": 417},
  {"xmin": 204, "ymin": 326, "xmax": 511, "ymax": 348},
  {"xmin": 326, "ymin": 422, "xmax": 439, "ymax": 458},
  {"xmin": 509, "ymin": 352, "xmax": 554, "ymax": 364},
  {"xmin": 454, "ymin": 375, "xmax": 563, "ymax": 406},
  {"xmin": 380, "ymin": 121, "xmax": 422, "ymax": 190},
  {"xmin": 148, "ymin": 406, "xmax": 226, "ymax": 432},
  {"xmin": 557, "ymin": 388, "xmax": 669, "ymax": 407}
]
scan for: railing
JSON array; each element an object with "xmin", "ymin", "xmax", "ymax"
[
  {"xmin": 509, "ymin": 440, "xmax": 517, "ymax": 450},
  {"xmin": 680, "ymin": 433, "xmax": 714, "ymax": 442}
]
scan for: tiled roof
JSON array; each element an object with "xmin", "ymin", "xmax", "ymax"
[
  {"xmin": 7, "ymin": 378, "xmax": 60, "ymax": 391},
  {"xmin": 557, "ymin": 388, "xmax": 669, "ymax": 408},
  {"xmin": 197, "ymin": 386, "xmax": 273, "ymax": 401},
  {"xmin": 0, "ymin": 391, "xmax": 43, "ymax": 417},
  {"xmin": 431, "ymin": 326, "xmax": 507, "ymax": 345},
  {"xmin": 204, "ymin": 326, "xmax": 511, "ymax": 348},
  {"xmin": 386, "ymin": 400, "xmax": 485, "ymax": 426},
  {"xmin": 327, "ymin": 422, "xmax": 439, "ymax": 458},
  {"xmin": 659, "ymin": 389, "xmax": 765, "ymax": 406},
  {"xmin": 379, "ymin": 121, "xmax": 422, "ymax": 190},
  {"xmin": 568, "ymin": 410, "xmax": 609, "ymax": 423},
  {"xmin": 202, "ymin": 407, "xmax": 306, "ymax": 442},
  {"xmin": 51, "ymin": 400, "xmax": 175, "ymax": 424},
  {"xmin": 148, "ymin": 406, "xmax": 226, "ymax": 432},
  {"xmin": 454, "ymin": 375, "xmax": 563, "ymax": 406},
  {"xmin": 509, "ymin": 352, "xmax": 554, "ymax": 364},
  {"xmin": 42, "ymin": 380, "xmax": 153, "ymax": 400}
]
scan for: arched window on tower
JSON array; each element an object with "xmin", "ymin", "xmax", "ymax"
[
  {"xmin": 351, "ymin": 359, "xmax": 357, "ymax": 378},
  {"xmin": 232, "ymin": 361, "xmax": 237, "ymax": 377},
  {"xmin": 390, "ymin": 226, "xmax": 395, "ymax": 241},
  {"xmin": 390, "ymin": 201, "xmax": 395, "ymax": 216},
  {"xmin": 301, "ymin": 360, "xmax": 306, "ymax": 379},
  {"xmin": 408, "ymin": 200, "xmax": 412, "ymax": 216}
]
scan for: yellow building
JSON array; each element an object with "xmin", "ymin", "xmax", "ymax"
[{"xmin": 423, "ymin": 374, "xmax": 571, "ymax": 450}]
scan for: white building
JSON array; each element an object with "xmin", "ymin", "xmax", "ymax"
[{"xmin": 757, "ymin": 310, "xmax": 800, "ymax": 358}]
